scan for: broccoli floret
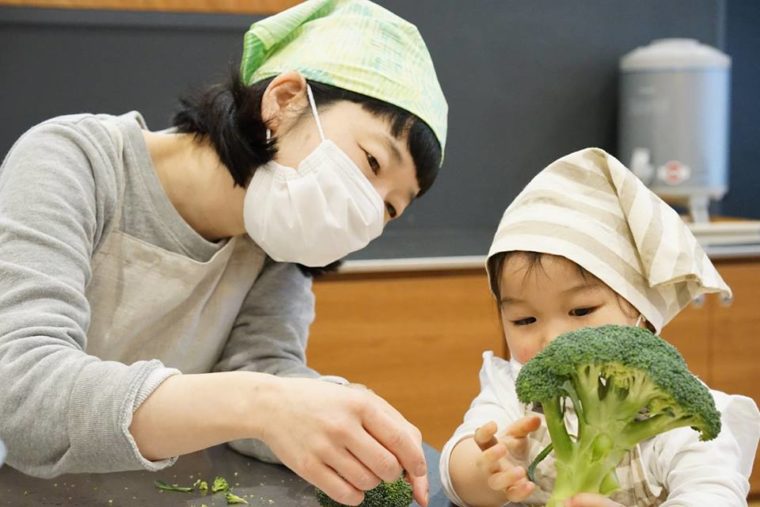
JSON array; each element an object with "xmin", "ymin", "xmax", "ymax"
[
  {"xmin": 515, "ymin": 325, "xmax": 721, "ymax": 506},
  {"xmin": 315, "ymin": 476, "xmax": 413, "ymax": 507},
  {"xmin": 211, "ymin": 476, "xmax": 230, "ymax": 493},
  {"xmin": 224, "ymin": 490, "xmax": 249, "ymax": 504}
]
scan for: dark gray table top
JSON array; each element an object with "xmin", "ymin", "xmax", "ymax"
[{"xmin": 0, "ymin": 443, "xmax": 453, "ymax": 507}]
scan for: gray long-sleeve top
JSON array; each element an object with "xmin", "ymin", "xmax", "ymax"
[{"xmin": 0, "ymin": 112, "xmax": 323, "ymax": 477}]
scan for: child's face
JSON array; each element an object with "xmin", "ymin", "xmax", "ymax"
[{"xmin": 498, "ymin": 253, "xmax": 640, "ymax": 364}]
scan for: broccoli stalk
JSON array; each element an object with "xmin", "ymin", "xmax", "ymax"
[
  {"xmin": 315, "ymin": 476, "xmax": 413, "ymax": 507},
  {"xmin": 515, "ymin": 325, "xmax": 721, "ymax": 506}
]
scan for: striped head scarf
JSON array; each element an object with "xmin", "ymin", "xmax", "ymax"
[
  {"xmin": 487, "ymin": 148, "xmax": 731, "ymax": 333},
  {"xmin": 240, "ymin": 0, "xmax": 448, "ymax": 158}
]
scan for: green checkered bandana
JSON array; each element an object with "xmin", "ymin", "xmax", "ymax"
[{"xmin": 240, "ymin": 0, "xmax": 448, "ymax": 158}]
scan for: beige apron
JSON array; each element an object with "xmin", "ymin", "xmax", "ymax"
[
  {"xmin": 522, "ymin": 408, "xmax": 666, "ymax": 507},
  {"xmin": 84, "ymin": 201, "xmax": 267, "ymax": 373}
]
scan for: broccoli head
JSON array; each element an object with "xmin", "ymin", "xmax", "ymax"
[
  {"xmin": 315, "ymin": 476, "xmax": 413, "ymax": 507},
  {"xmin": 515, "ymin": 325, "xmax": 721, "ymax": 506}
]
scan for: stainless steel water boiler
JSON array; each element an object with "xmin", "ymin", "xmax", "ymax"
[{"xmin": 619, "ymin": 38, "xmax": 731, "ymax": 222}]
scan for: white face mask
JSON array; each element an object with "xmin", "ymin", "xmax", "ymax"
[{"xmin": 243, "ymin": 85, "xmax": 385, "ymax": 267}]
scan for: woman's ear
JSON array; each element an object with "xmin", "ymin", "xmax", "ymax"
[{"xmin": 260, "ymin": 70, "xmax": 308, "ymax": 134}]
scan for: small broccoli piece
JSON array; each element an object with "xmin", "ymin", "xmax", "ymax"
[
  {"xmin": 153, "ymin": 480, "xmax": 193, "ymax": 493},
  {"xmin": 515, "ymin": 325, "xmax": 721, "ymax": 506},
  {"xmin": 193, "ymin": 479, "xmax": 209, "ymax": 492},
  {"xmin": 315, "ymin": 476, "xmax": 413, "ymax": 507},
  {"xmin": 225, "ymin": 490, "xmax": 249, "ymax": 504},
  {"xmin": 211, "ymin": 476, "xmax": 230, "ymax": 493}
]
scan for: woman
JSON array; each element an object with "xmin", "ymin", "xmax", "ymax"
[{"xmin": 0, "ymin": 1, "xmax": 447, "ymax": 506}]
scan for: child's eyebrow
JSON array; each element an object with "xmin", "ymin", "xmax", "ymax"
[{"xmin": 560, "ymin": 282, "xmax": 603, "ymax": 296}]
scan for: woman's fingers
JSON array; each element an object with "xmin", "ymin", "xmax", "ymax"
[
  {"xmin": 408, "ymin": 472, "xmax": 429, "ymax": 507},
  {"xmin": 299, "ymin": 458, "xmax": 365, "ymax": 506},
  {"xmin": 261, "ymin": 378, "xmax": 427, "ymax": 506},
  {"xmin": 362, "ymin": 401, "xmax": 425, "ymax": 480},
  {"xmin": 324, "ymin": 447, "xmax": 383, "ymax": 493}
]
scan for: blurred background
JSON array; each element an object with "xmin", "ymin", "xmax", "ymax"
[
  {"xmin": 2, "ymin": 0, "xmax": 758, "ymax": 261},
  {"xmin": 1, "ymin": 0, "xmax": 758, "ymax": 501}
]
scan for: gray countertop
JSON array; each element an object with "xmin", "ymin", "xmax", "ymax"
[
  {"xmin": 0, "ymin": 444, "xmax": 453, "ymax": 507},
  {"xmin": 339, "ymin": 243, "xmax": 760, "ymax": 274}
]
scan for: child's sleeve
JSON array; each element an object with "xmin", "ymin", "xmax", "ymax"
[
  {"xmin": 650, "ymin": 390, "xmax": 760, "ymax": 506},
  {"xmin": 439, "ymin": 351, "xmax": 526, "ymax": 506}
]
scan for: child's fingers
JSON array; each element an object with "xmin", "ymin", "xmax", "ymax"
[
  {"xmin": 486, "ymin": 464, "xmax": 525, "ymax": 491},
  {"xmin": 504, "ymin": 415, "xmax": 541, "ymax": 438},
  {"xmin": 504, "ymin": 434, "xmax": 530, "ymax": 461},
  {"xmin": 474, "ymin": 421, "xmax": 499, "ymax": 451},
  {"xmin": 480, "ymin": 443, "xmax": 508, "ymax": 473},
  {"xmin": 505, "ymin": 476, "xmax": 535, "ymax": 502}
]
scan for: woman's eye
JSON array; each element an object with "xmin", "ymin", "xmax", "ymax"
[
  {"xmin": 385, "ymin": 203, "xmax": 398, "ymax": 219},
  {"xmin": 512, "ymin": 317, "xmax": 536, "ymax": 326},
  {"xmin": 569, "ymin": 307, "xmax": 595, "ymax": 317},
  {"xmin": 366, "ymin": 152, "xmax": 380, "ymax": 175}
]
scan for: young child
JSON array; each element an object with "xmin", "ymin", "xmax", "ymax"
[{"xmin": 440, "ymin": 148, "xmax": 760, "ymax": 506}]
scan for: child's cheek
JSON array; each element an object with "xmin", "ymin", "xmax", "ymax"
[{"xmin": 512, "ymin": 342, "xmax": 540, "ymax": 364}]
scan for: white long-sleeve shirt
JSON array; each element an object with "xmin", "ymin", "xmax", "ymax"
[{"xmin": 440, "ymin": 351, "xmax": 760, "ymax": 506}]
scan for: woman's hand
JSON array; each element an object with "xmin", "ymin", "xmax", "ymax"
[
  {"xmin": 473, "ymin": 415, "xmax": 541, "ymax": 502},
  {"xmin": 565, "ymin": 494, "xmax": 625, "ymax": 507},
  {"xmin": 257, "ymin": 376, "xmax": 428, "ymax": 506}
]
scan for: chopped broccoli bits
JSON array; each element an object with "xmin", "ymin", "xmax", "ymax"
[
  {"xmin": 153, "ymin": 474, "xmax": 248, "ymax": 505},
  {"xmin": 212, "ymin": 476, "xmax": 230, "ymax": 493},
  {"xmin": 316, "ymin": 476, "xmax": 413, "ymax": 507},
  {"xmin": 515, "ymin": 325, "xmax": 721, "ymax": 505},
  {"xmin": 153, "ymin": 480, "xmax": 193, "ymax": 493},
  {"xmin": 225, "ymin": 491, "xmax": 249, "ymax": 504}
]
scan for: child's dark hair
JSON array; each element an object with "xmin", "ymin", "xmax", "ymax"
[
  {"xmin": 171, "ymin": 66, "xmax": 442, "ymax": 196},
  {"xmin": 488, "ymin": 251, "xmax": 655, "ymax": 331}
]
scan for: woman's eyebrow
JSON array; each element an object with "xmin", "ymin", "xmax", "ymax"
[{"xmin": 368, "ymin": 131, "xmax": 403, "ymax": 166}]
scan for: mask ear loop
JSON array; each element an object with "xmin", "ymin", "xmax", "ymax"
[
  {"xmin": 635, "ymin": 314, "xmax": 644, "ymax": 328},
  {"xmin": 305, "ymin": 84, "xmax": 326, "ymax": 142}
]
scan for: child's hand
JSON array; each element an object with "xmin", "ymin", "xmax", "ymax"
[
  {"xmin": 565, "ymin": 493, "xmax": 625, "ymax": 507},
  {"xmin": 473, "ymin": 415, "xmax": 541, "ymax": 502}
]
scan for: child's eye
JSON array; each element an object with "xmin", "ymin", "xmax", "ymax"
[
  {"xmin": 365, "ymin": 151, "xmax": 380, "ymax": 175},
  {"xmin": 512, "ymin": 317, "xmax": 536, "ymax": 326},
  {"xmin": 569, "ymin": 307, "xmax": 596, "ymax": 317},
  {"xmin": 385, "ymin": 203, "xmax": 398, "ymax": 219}
]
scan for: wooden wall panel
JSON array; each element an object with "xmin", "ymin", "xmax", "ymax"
[
  {"xmin": 660, "ymin": 302, "xmax": 712, "ymax": 382},
  {"xmin": 0, "ymin": 0, "xmax": 299, "ymax": 14},
  {"xmin": 308, "ymin": 271, "xmax": 505, "ymax": 450},
  {"xmin": 710, "ymin": 260, "xmax": 760, "ymax": 494},
  {"xmin": 307, "ymin": 260, "xmax": 760, "ymax": 494}
]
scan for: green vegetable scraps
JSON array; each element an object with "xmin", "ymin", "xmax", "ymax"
[
  {"xmin": 514, "ymin": 325, "xmax": 721, "ymax": 507},
  {"xmin": 153, "ymin": 474, "xmax": 247, "ymax": 505},
  {"xmin": 153, "ymin": 480, "xmax": 193, "ymax": 493},
  {"xmin": 225, "ymin": 491, "xmax": 249, "ymax": 504},
  {"xmin": 212, "ymin": 476, "xmax": 230, "ymax": 493},
  {"xmin": 316, "ymin": 476, "xmax": 413, "ymax": 507}
]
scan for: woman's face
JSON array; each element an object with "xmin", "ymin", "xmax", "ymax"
[
  {"xmin": 498, "ymin": 253, "xmax": 641, "ymax": 364},
  {"xmin": 262, "ymin": 72, "xmax": 419, "ymax": 223}
]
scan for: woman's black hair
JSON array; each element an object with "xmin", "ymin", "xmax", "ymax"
[{"xmin": 172, "ymin": 66, "xmax": 442, "ymax": 276}]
